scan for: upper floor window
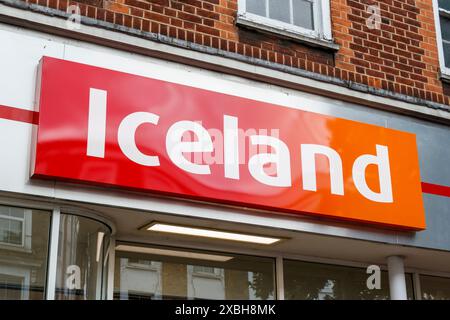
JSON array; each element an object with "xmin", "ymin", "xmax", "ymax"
[
  {"xmin": 434, "ymin": 0, "xmax": 450, "ymax": 77},
  {"xmin": 237, "ymin": 0, "xmax": 333, "ymax": 45}
]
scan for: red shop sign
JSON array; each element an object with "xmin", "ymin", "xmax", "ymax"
[{"xmin": 32, "ymin": 57, "xmax": 426, "ymax": 230}]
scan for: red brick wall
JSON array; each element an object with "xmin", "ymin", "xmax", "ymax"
[{"xmin": 25, "ymin": 0, "xmax": 450, "ymax": 106}]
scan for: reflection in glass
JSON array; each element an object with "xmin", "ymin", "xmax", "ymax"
[
  {"xmin": 440, "ymin": 15, "xmax": 450, "ymax": 68},
  {"xmin": 247, "ymin": 0, "xmax": 266, "ymax": 16},
  {"xmin": 55, "ymin": 214, "xmax": 111, "ymax": 300},
  {"xmin": 440, "ymin": 16, "xmax": 450, "ymax": 41},
  {"xmin": 0, "ymin": 205, "xmax": 50, "ymax": 299},
  {"xmin": 283, "ymin": 260, "xmax": 414, "ymax": 300},
  {"xmin": 269, "ymin": 0, "xmax": 291, "ymax": 24},
  {"xmin": 293, "ymin": 0, "xmax": 314, "ymax": 29},
  {"xmin": 444, "ymin": 42, "xmax": 450, "ymax": 68},
  {"xmin": 421, "ymin": 275, "xmax": 450, "ymax": 300},
  {"xmin": 114, "ymin": 245, "xmax": 275, "ymax": 300},
  {"xmin": 245, "ymin": 0, "xmax": 315, "ymax": 31},
  {"xmin": 439, "ymin": 0, "xmax": 450, "ymax": 11}
]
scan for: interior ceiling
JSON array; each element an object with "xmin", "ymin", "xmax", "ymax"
[{"xmin": 72, "ymin": 200, "xmax": 450, "ymax": 275}]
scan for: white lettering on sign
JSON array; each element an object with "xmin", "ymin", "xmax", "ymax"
[
  {"xmin": 301, "ymin": 144, "xmax": 344, "ymax": 195},
  {"xmin": 87, "ymin": 88, "xmax": 107, "ymax": 158},
  {"xmin": 248, "ymin": 135, "xmax": 291, "ymax": 187},
  {"xmin": 353, "ymin": 145, "xmax": 393, "ymax": 203},
  {"xmin": 223, "ymin": 115, "xmax": 240, "ymax": 180},
  {"xmin": 86, "ymin": 88, "xmax": 393, "ymax": 203},
  {"xmin": 166, "ymin": 120, "xmax": 214, "ymax": 175},
  {"xmin": 118, "ymin": 111, "xmax": 160, "ymax": 167}
]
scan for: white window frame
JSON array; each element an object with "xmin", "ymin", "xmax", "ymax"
[
  {"xmin": 0, "ymin": 268, "xmax": 30, "ymax": 300},
  {"xmin": 126, "ymin": 259, "xmax": 160, "ymax": 271},
  {"xmin": 0, "ymin": 211, "xmax": 25, "ymax": 248},
  {"xmin": 192, "ymin": 265, "xmax": 222, "ymax": 277},
  {"xmin": 237, "ymin": 0, "xmax": 333, "ymax": 43},
  {"xmin": 433, "ymin": 0, "xmax": 450, "ymax": 79}
]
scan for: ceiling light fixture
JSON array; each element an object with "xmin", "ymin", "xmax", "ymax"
[{"xmin": 144, "ymin": 222, "xmax": 281, "ymax": 245}]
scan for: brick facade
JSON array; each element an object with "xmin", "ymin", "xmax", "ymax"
[{"xmin": 22, "ymin": 0, "xmax": 450, "ymax": 106}]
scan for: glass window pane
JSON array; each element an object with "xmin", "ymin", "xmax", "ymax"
[
  {"xmin": 439, "ymin": 0, "xmax": 450, "ymax": 11},
  {"xmin": 0, "ymin": 217, "xmax": 8, "ymax": 227},
  {"xmin": 283, "ymin": 260, "xmax": 414, "ymax": 300},
  {"xmin": 293, "ymin": 0, "xmax": 314, "ymax": 29},
  {"xmin": 269, "ymin": 0, "xmax": 291, "ymax": 24},
  {"xmin": 440, "ymin": 16, "xmax": 450, "ymax": 68},
  {"xmin": 114, "ymin": 245, "xmax": 275, "ymax": 300},
  {"xmin": 8, "ymin": 220, "xmax": 23, "ymax": 245},
  {"xmin": 246, "ymin": 0, "xmax": 266, "ymax": 17},
  {"xmin": 9, "ymin": 208, "xmax": 25, "ymax": 218},
  {"xmin": 55, "ymin": 214, "xmax": 111, "ymax": 300},
  {"xmin": 0, "ymin": 206, "xmax": 50, "ymax": 300},
  {"xmin": 421, "ymin": 275, "xmax": 450, "ymax": 300},
  {"xmin": 440, "ymin": 16, "xmax": 450, "ymax": 41},
  {"xmin": 443, "ymin": 41, "xmax": 450, "ymax": 68}
]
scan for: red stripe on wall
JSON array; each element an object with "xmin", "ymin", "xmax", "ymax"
[
  {"xmin": 421, "ymin": 182, "xmax": 450, "ymax": 197},
  {"xmin": 0, "ymin": 105, "xmax": 39, "ymax": 125},
  {"xmin": 0, "ymin": 104, "xmax": 449, "ymax": 198}
]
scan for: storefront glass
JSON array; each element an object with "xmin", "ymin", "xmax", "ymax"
[
  {"xmin": 0, "ymin": 205, "xmax": 51, "ymax": 299},
  {"xmin": 55, "ymin": 214, "xmax": 111, "ymax": 300},
  {"xmin": 283, "ymin": 260, "xmax": 415, "ymax": 300},
  {"xmin": 421, "ymin": 275, "xmax": 450, "ymax": 300},
  {"xmin": 114, "ymin": 244, "xmax": 276, "ymax": 300}
]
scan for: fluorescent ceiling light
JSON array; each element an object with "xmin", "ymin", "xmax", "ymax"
[
  {"xmin": 115, "ymin": 244, "xmax": 233, "ymax": 262},
  {"xmin": 145, "ymin": 222, "xmax": 281, "ymax": 245}
]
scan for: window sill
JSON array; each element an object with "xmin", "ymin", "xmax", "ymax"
[
  {"xmin": 236, "ymin": 16, "xmax": 340, "ymax": 52},
  {"xmin": 440, "ymin": 72, "xmax": 450, "ymax": 83},
  {"xmin": 0, "ymin": 243, "xmax": 31, "ymax": 253}
]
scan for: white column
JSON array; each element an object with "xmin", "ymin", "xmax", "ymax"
[
  {"xmin": 387, "ymin": 255, "xmax": 407, "ymax": 300},
  {"xmin": 275, "ymin": 256, "xmax": 285, "ymax": 300},
  {"xmin": 413, "ymin": 273, "xmax": 422, "ymax": 300},
  {"xmin": 46, "ymin": 207, "xmax": 61, "ymax": 300},
  {"xmin": 106, "ymin": 237, "xmax": 116, "ymax": 300}
]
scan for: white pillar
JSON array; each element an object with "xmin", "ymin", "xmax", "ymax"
[
  {"xmin": 387, "ymin": 255, "xmax": 407, "ymax": 300},
  {"xmin": 275, "ymin": 256, "xmax": 285, "ymax": 300}
]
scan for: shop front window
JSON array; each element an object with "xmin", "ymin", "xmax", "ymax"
[
  {"xmin": 283, "ymin": 260, "xmax": 414, "ymax": 300},
  {"xmin": 55, "ymin": 214, "xmax": 111, "ymax": 300},
  {"xmin": 114, "ymin": 244, "xmax": 276, "ymax": 300},
  {"xmin": 0, "ymin": 205, "xmax": 51, "ymax": 300},
  {"xmin": 420, "ymin": 275, "xmax": 450, "ymax": 300}
]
